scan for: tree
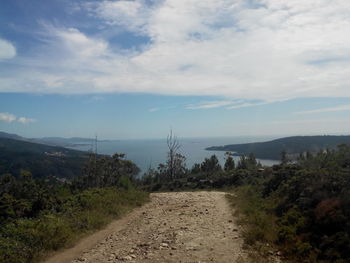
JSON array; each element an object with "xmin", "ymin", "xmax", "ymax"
[
  {"xmin": 20, "ymin": 169, "xmax": 32, "ymax": 180},
  {"xmin": 237, "ymin": 153, "xmax": 258, "ymax": 170},
  {"xmin": 191, "ymin": 163, "xmax": 201, "ymax": 174},
  {"xmin": 78, "ymin": 152, "xmax": 139, "ymax": 189},
  {"xmin": 224, "ymin": 152, "xmax": 235, "ymax": 171},
  {"xmin": 201, "ymin": 155, "xmax": 221, "ymax": 174},
  {"xmin": 247, "ymin": 153, "xmax": 257, "ymax": 167},
  {"xmin": 281, "ymin": 150, "xmax": 288, "ymax": 164},
  {"xmin": 237, "ymin": 156, "xmax": 247, "ymax": 169},
  {"xmin": 142, "ymin": 167, "xmax": 157, "ymax": 185},
  {"xmin": 157, "ymin": 163, "xmax": 167, "ymax": 183},
  {"xmin": 172, "ymin": 153, "xmax": 187, "ymax": 179},
  {"xmin": 166, "ymin": 130, "xmax": 181, "ymax": 181}
]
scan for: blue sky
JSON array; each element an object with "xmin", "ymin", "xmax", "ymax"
[{"xmin": 1, "ymin": 0, "xmax": 350, "ymax": 139}]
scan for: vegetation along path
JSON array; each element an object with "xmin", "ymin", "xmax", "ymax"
[{"xmin": 46, "ymin": 191, "xmax": 248, "ymax": 263}]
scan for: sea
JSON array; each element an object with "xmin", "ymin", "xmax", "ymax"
[{"xmin": 69, "ymin": 136, "xmax": 280, "ymax": 176}]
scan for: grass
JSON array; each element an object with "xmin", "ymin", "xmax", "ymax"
[
  {"xmin": 226, "ymin": 185, "xmax": 281, "ymax": 262},
  {"xmin": 0, "ymin": 187, "xmax": 149, "ymax": 263}
]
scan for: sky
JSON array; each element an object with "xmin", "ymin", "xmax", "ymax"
[{"xmin": 1, "ymin": 0, "xmax": 350, "ymax": 139}]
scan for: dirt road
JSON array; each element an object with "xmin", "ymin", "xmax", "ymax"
[{"xmin": 46, "ymin": 191, "xmax": 247, "ymax": 263}]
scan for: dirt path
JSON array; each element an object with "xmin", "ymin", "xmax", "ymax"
[{"xmin": 45, "ymin": 191, "xmax": 247, "ymax": 263}]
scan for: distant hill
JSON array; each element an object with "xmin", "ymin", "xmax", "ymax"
[
  {"xmin": 0, "ymin": 138, "xmax": 89, "ymax": 178},
  {"xmin": 0, "ymin": 131, "xmax": 107, "ymax": 147},
  {"xmin": 0, "ymin": 131, "xmax": 24, "ymax": 140},
  {"xmin": 206, "ymin": 135, "xmax": 350, "ymax": 160},
  {"xmin": 30, "ymin": 137, "xmax": 96, "ymax": 147}
]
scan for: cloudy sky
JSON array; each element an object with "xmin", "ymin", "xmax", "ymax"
[{"xmin": 1, "ymin": 0, "xmax": 350, "ymax": 139}]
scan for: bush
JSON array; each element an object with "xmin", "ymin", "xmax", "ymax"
[
  {"xmin": 0, "ymin": 187, "xmax": 149, "ymax": 263},
  {"xmin": 227, "ymin": 185, "xmax": 278, "ymax": 246}
]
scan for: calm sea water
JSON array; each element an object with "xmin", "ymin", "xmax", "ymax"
[{"xmin": 69, "ymin": 136, "xmax": 280, "ymax": 175}]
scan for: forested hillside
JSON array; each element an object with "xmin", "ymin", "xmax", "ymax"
[
  {"xmin": 0, "ymin": 131, "xmax": 102, "ymax": 148},
  {"xmin": 0, "ymin": 131, "xmax": 24, "ymax": 140},
  {"xmin": 207, "ymin": 135, "xmax": 350, "ymax": 160},
  {"xmin": 0, "ymin": 151, "xmax": 147, "ymax": 263},
  {"xmin": 0, "ymin": 138, "xmax": 88, "ymax": 178}
]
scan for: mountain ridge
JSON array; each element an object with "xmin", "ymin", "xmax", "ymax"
[
  {"xmin": 0, "ymin": 137, "xmax": 89, "ymax": 178},
  {"xmin": 206, "ymin": 135, "xmax": 350, "ymax": 160},
  {"xmin": 0, "ymin": 131, "xmax": 108, "ymax": 147}
]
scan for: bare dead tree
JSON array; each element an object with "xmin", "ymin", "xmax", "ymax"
[{"xmin": 167, "ymin": 129, "xmax": 181, "ymax": 181}]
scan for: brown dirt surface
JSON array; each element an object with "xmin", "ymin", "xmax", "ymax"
[{"xmin": 45, "ymin": 191, "xmax": 249, "ymax": 263}]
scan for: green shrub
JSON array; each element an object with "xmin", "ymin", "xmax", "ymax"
[
  {"xmin": 0, "ymin": 187, "xmax": 149, "ymax": 263},
  {"xmin": 227, "ymin": 185, "xmax": 278, "ymax": 246},
  {"xmin": 118, "ymin": 176, "xmax": 133, "ymax": 190}
]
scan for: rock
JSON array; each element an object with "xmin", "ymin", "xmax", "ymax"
[
  {"xmin": 138, "ymin": 242, "xmax": 150, "ymax": 247},
  {"xmin": 123, "ymin": 255, "xmax": 133, "ymax": 260},
  {"xmin": 160, "ymin": 242, "xmax": 169, "ymax": 248}
]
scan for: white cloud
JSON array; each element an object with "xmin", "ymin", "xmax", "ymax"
[
  {"xmin": 17, "ymin": 117, "xmax": 36, "ymax": 124},
  {"xmin": 295, "ymin": 105, "xmax": 350, "ymax": 115},
  {"xmin": 0, "ymin": 113, "xmax": 36, "ymax": 124},
  {"xmin": 230, "ymin": 118, "xmax": 350, "ymax": 137},
  {"xmin": 58, "ymin": 28, "xmax": 108, "ymax": 58},
  {"xmin": 226, "ymin": 101, "xmax": 269, "ymax": 109},
  {"xmin": 0, "ymin": 113, "xmax": 17, "ymax": 123},
  {"xmin": 2, "ymin": 0, "xmax": 350, "ymax": 101},
  {"xmin": 40, "ymin": 24, "xmax": 110, "ymax": 59},
  {"xmin": 186, "ymin": 100, "xmax": 237, "ymax": 110},
  {"xmin": 88, "ymin": 0, "xmax": 150, "ymax": 33},
  {"xmin": 148, "ymin": 107, "xmax": 159, "ymax": 112},
  {"xmin": 185, "ymin": 100, "xmax": 268, "ymax": 110},
  {"xmin": 0, "ymin": 39, "xmax": 16, "ymax": 60}
]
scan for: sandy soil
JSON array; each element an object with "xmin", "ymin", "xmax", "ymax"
[{"xmin": 45, "ymin": 191, "xmax": 248, "ymax": 263}]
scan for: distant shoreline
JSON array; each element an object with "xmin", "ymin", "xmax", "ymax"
[{"xmin": 206, "ymin": 135, "xmax": 350, "ymax": 160}]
